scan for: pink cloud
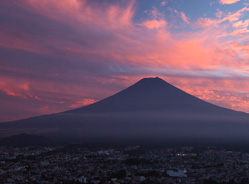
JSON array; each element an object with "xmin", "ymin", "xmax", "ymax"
[
  {"xmin": 195, "ymin": 18, "xmax": 218, "ymax": 27},
  {"xmin": 0, "ymin": 78, "xmax": 30, "ymax": 99},
  {"xmin": 141, "ymin": 19, "xmax": 167, "ymax": 29},
  {"xmin": 40, "ymin": 105, "xmax": 49, "ymax": 111},
  {"xmin": 161, "ymin": 1, "xmax": 167, "ymax": 6},
  {"xmin": 216, "ymin": 9, "xmax": 224, "ymax": 18}
]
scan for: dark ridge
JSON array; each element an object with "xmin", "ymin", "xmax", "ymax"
[{"xmin": 0, "ymin": 133, "xmax": 50, "ymax": 147}]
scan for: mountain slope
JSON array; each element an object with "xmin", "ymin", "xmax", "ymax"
[{"xmin": 0, "ymin": 77, "xmax": 249, "ymax": 142}]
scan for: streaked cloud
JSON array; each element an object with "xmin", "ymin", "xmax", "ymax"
[{"xmin": 173, "ymin": 10, "xmax": 190, "ymax": 24}]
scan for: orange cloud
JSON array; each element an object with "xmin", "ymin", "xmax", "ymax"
[
  {"xmin": 220, "ymin": 0, "xmax": 241, "ymax": 4},
  {"xmin": 230, "ymin": 28, "xmax": 249, "ymax": 36}
]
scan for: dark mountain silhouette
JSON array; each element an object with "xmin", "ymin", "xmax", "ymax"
[
  {"xmin": 66, "ymin": 77, "xmax": 243, "ymax": 115},
  {"xmin": 0, "ymin": 133, "xmax": 49, "ymax": 147},
  {"xmin": 0, "ymin": 77, "xmax": 249, "ymax": 143}
]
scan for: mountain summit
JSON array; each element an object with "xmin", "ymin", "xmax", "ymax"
[{"xmin": 1, "ymin": 77, "xmax": 249, "ymax": 142}]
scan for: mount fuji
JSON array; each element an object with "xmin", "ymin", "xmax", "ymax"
[{"xmin": 1, "ymin": 77, "xmax": 249, "ymax": 143}]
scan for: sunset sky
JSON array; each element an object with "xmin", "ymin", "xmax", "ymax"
[{"xmin": 1, "ymin": 0, "xmax": 249, "ymax": 122}]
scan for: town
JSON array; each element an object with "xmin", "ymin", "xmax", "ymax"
[{"xmin": 0, "ymin": 145, "xmax": 249, "ymax": 184}]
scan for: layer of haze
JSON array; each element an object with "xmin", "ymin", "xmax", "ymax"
[{"xmin": 1, "ymin": 0, "xmax": 249, "ymax": 121}]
